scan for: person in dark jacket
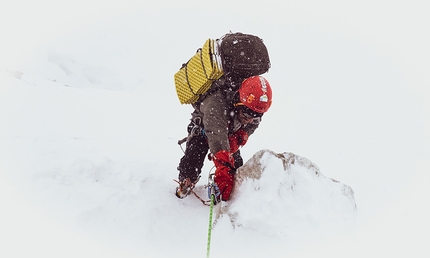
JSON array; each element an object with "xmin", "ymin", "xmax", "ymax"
[{"xmin": 175, "ymin": 75, "xmax": 273, "ymax": 204}]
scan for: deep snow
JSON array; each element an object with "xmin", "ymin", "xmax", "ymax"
[
  {"xmin": 1, "ymin": 1, "xmax": 430, "ymax": 257},
  {"xmin": 0, "ymin": 45, "xmax": 358, "ymax": 258}
]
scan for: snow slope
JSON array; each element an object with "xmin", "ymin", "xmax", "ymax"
[
  {"xmin": 1, "ymin": 1, "xmax": 430, "ymax": 257},
  {"xmin": 0, "ymin": 46, "xmax": 357, "ymax": 258}
]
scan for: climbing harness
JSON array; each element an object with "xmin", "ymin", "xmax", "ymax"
[{"xmin": 177, "ymin": 117, "xmax": 205, "ymax": 153}]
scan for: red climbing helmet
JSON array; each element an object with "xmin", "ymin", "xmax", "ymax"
[{"xmin": 238, "ymin": 76, "xmax": 272, "ymax": 113}]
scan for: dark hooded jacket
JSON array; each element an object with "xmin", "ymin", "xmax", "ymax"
[{"xmin": 191, "ymin": 75, "xmax": 260, "ymax": 154}]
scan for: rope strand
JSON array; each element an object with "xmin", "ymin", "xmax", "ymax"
[{"xmin": 206, "ymin": 194, "xmax": 214, "ymax": 258}]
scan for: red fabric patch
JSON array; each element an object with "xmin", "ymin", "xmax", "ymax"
[{"xmin": 213, "ymin": 150, "xmax": 235, "ymax": 201}]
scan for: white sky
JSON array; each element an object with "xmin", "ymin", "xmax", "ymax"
[{"xmin": 2, "ymin": 1, "xmax": 429, "ymax": 114}]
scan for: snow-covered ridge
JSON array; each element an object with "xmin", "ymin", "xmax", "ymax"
[{"xmin": 215, "ymin": 149, "xmax": 356, "ymax": 239}]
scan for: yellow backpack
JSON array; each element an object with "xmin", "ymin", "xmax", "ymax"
[{"xmin": 174, "ymin": 39, "xmax": 224, "ymax": 104}]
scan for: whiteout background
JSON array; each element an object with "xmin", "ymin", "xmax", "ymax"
[{"xmin": 1, "ymin": 0, "xmax": 429, "ymax": 257}]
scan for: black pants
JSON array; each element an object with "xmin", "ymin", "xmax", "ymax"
[{"xmin": 177, "ymin": 122, "xmax": 243, "ymax": 182}]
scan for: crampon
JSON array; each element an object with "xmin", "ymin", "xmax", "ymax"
[
  {"xmin": 174, "ymin": 178, "xmax": 197, "ymax": 199},
  {"xmin": 174, "ymin": 176, "xmax": 213, "ymax": 206}
]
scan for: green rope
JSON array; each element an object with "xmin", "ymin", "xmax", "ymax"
[{"xmin": 206, "ymin": 193, "xmax": 214, "ymax": 258}]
